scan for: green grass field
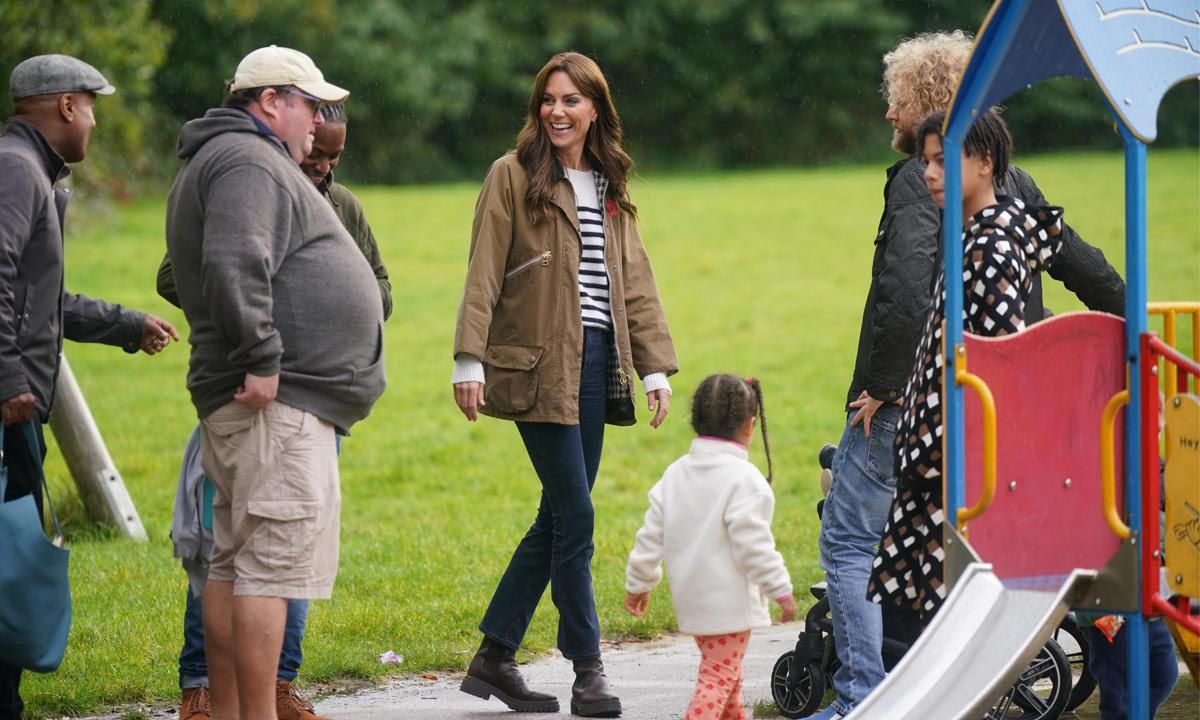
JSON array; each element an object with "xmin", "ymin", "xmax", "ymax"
[{"xmin": 22, "ymin": 150, "xmax": 1200, "ymax": 717}]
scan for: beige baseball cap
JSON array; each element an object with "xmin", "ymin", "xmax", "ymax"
[{"xmin": 229, "ymin": 45, "xmax": 349, "ymax": 103}]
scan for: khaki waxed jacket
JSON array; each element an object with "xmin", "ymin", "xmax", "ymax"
[{"xmin": 453, "ymin": 152, "xmax": 677, "ymax": 426}]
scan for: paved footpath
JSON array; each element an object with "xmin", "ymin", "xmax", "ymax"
[
  {"xmin": 79, "ymin": 621, "xmax": 1197, "ymax": 719},
  {"xmin": 313, "ymin": 623, "xmax": 797, "ymax": 720}
]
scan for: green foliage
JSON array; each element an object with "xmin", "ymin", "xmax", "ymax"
[
  {"xmin": 2, "ymin": 1, "xmax": 1196, "ymax": 190},
  {"xmin": 0, "ymin": 1, "xmax": 169, "ymax": 198},
  {"xmin": 16, "ymin": 150, "xmax": 1200, "ymax": 717}
]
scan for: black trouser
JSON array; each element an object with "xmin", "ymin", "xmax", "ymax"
[{"xmin": 0, "ymin": 422, "xmax": 46, "ymax": 720}]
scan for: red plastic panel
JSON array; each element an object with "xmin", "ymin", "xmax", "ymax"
[{"xmin": 959, "ymin": 312, "xmax": 1126, "ymax": 580}]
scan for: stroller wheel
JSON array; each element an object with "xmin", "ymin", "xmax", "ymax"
[
  {"xmin": 771, "ymin": 651, "xmax": 825, "ymax": 719},
  {"xmin": 986, "ymin": 638, "xmax": 1072, "ymax": 720},
  {"xmin": 1054, "ymin": 616, "xmax": 1096, "ymax": 711}
]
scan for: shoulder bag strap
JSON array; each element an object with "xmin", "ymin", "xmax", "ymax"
[{"xmin": 14, "ymin": 422, "xmax": 64, "ymax": 542}]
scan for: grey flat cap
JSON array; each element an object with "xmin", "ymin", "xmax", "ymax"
[{"xmin": 10, "ymin": 54, "xmax": 116, "ymax": 100}]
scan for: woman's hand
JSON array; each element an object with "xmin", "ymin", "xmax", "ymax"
[
  {"xmin": 647, "ymin": 389, "xmax": 670, "ymax": 429},
  {"xmin": 454, "ymin": 381, "xmax": 485, "ymax": 421},
  {"xmin": 624, "ymin": 590, "xmax": 651, "ymax": 617}
]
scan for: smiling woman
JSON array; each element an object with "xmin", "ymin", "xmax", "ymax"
[{"xmin": 450, "ymin": 51, "xmax": 678, "ymax": 718}]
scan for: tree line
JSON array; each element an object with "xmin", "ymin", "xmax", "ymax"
[{"xmin": 2, "ymin": 0, "xmax": 1195, "ymax": 196}]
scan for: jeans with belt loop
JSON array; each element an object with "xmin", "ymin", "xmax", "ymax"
[
  {"xmin": 480, "ymin": 326, "xmax": 610, "ymax": 660},
  {"xmin": 818, "ymin": 407, "xmax": 901, "ymax": 714}
]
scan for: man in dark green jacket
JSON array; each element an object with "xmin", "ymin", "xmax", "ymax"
[{"xmin": 299, "ymin": 102, "xmax": 391, "ymax": 320}]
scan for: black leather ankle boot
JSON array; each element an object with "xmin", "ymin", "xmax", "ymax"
[
  {"xmin": 571, "ymin": 657, "xmax": 621, "ymax": 717},
  {"xmin": 460, "ymin": 637, "xmax": 559, "ymax": 712}
]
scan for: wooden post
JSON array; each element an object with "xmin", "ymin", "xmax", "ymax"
[{"xmin": 47, "ymin": 354, "xmax": 147, "ymax": 541}]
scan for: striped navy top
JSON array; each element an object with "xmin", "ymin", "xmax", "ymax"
[{"xmin": 566, "ymin": 168, "xmax": 613, "ymax": 331}]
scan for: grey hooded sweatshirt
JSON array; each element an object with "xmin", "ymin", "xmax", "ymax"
[{"xmin": 165, "ymin": 108, "xmax": 385, "ymax": 432}]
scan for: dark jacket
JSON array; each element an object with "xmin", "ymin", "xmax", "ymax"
[
  {"xmin": 165, "ymin": 108, "xmax": 385, "ymax": 432},
  {"xmin": 846, "ymin": 157, "xmax": 1126, "ymax": 408},
  {"xmin": 320, "ymin": 173, "xmax": 392, "ymax": 320},
  {"xmin": 0, "ymin": 118, "xmax": 145, "ymax": 419}
]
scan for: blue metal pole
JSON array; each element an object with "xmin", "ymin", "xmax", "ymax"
[
  {"xmin": 941, "ymin": 0, "xmax": 1029, "ymax": 526},
  {"xmin": 1119, "ymin": 118, "xmax": 1149, "ymax": 720},
  {"xmin": 942, "ymin": 139, "xmax": 965, "ymax": 519}
]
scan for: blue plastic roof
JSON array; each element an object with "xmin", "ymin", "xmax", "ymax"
[{"xmin": 947, "ymin": 0, "xmax": 1200, "ymax": 143}]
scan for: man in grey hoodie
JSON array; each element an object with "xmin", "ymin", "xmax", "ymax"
[{"xmin": 164, "ymin": 46, "xmax": 385, "ymax": 720}]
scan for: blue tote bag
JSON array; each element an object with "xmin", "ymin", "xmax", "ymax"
[{"xmin": 0, "ymin": 422, "xmax": 71, "ymax": 672}]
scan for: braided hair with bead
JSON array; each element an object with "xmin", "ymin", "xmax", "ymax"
[{"xmin": 690, "ymin": 374, "xmax": 773, "ymax": 483}]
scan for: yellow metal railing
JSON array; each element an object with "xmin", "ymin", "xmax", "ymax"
[
  {"xmin": 1100, "ymin": 389, "xmax": 1133, "ymax": 539},
  {"xmin": 1149, "ymin": 302, "xmax": 1200, "ymax": 396},
  {"xmin": 955, "ymin": 343, "xmax": 998, "ymax": 529}
]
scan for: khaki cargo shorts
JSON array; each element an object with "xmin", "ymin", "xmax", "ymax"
[{"xmin": 200, "ymin": 400, "xmax": 340, "ymax": 599}]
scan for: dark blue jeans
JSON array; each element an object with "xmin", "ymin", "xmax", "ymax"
[
  {"xmin": 179, "ymin": 586, "xmax": 310, "ymax": 688},
  {"xmin": 480, "ymin": 327, "xmax": 610, "ymax": 660},
  {"xmin": 1083, "ymin": 618, "xmax": 1178, "ymax": 719}
]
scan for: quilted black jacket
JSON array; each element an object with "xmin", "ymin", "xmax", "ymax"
[{"xmin": 845, "ymin": 157, "xmax": 1125, "ymax": 408}]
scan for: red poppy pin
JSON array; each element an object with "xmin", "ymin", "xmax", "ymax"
[{"xmin": 606, "ymin": 199, "xmax": 618, "ymax": 218}]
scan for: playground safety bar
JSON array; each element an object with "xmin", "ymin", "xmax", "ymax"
[
  {"xmin": 1150, "ymin": 594, "xmax": 1200, "ymax": 637},
  {"xmin": 953, "ymin": 343, "xmax": 997, "ymax": 529},
  {"xmin": 1141, "ymin": 332, "xmax": 1199, "ymax": 631},
  {"xmin": 1149, "ymin": 302, "xmax": 1200, "ymax": 396},
  {"xmin": 1100, "ymin": 390, "xmax": 1133, "ymax": 540}
]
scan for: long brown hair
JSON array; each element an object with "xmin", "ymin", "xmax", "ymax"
[{"xmin": 516, "ymin": 52, "xmax": 636, "ymax": 224}]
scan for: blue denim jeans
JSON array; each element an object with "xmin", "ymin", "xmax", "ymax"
[
  {"xmin": 479, "ymin": 327, "xmax": 609, "ymax": 660},
  {"xmin": 179, "ymin": 586, "xmax": 310, "ymax": 687},
  {"xmin": 1083, "ymin": 619, "xmax": 1178, "ymax": 719},
  {"xmin": 818, "ymin": 407, "xmax": 901, "ymax": 714}
]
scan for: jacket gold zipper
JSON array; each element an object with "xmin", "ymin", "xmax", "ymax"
[{"xmin": 505, "ymin": 250, "xmax": 552, "ymax": 279}]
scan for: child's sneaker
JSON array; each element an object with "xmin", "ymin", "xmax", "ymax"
[{"xmin": 807, "ymin": 705, "xmax": 844, "ymax": 719}]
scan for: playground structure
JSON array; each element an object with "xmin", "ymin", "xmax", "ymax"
[{"xmin": 839, "ymin": 1, "xmax": 1200, "ymax": 718}]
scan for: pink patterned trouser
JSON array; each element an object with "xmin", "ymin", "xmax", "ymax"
[{"xmin": 686, "ymin": 630, "xmax": 751, "ymax": 720}]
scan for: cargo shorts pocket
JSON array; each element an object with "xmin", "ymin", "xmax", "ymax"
[
  {"xmin": 204, "ymin": 401, "xmax": 258, "ymax": 438},
  {"xmin": 483, "ymin": 344, "xmax": 544, "ymax": 414},
  {"xmin": 246, "ymin": 499, "xmax": 322, "ymax": 574}
]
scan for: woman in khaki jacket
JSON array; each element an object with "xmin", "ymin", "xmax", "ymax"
[{"xmin": 452, "ymin": 52, "xmax": 677, "ymax": 718}]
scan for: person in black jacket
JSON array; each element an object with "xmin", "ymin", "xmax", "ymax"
[
  {"xmin": 0, "ymin": 54, "xmax": 178, "ymax": 720},
  {"xmin": 810, "ymin": 31, "xmax": 1124, "ymax": 720}
]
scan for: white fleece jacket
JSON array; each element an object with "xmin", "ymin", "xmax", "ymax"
[{"xmin": 625, "ymin": 437, "xmax": 793, "ymax": 635}]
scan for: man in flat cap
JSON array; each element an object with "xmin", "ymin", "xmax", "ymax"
[
  {"xmin": 165, "ymin": 46, "xmax": 385, "ymax": 719},
  {"xmin": 0, "ymin": 53, "xmax": 180, "ymax": 719}
]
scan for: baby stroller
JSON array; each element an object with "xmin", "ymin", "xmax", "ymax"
[{"xmin": 770, "ymin": 446, "xmax": 1097, "ymax": 719}]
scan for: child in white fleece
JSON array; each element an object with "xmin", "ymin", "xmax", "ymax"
[{"xmin": 624, "ymin": 374, "xmax": 796, "ymax": 720}]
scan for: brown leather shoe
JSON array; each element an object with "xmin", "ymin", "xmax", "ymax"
[
  {"xmin": 276, "ymin": 680, "xmax": 330, "ymax": 720},
  {"xmin": 179, "ymin": 686, "xmax": 212, "ymax": 720}
]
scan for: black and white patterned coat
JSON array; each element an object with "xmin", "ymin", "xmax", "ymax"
[
  {"xmin": 867, "ymin": 196, "xmax": 1063, "ymax": 618},
  {"xmin": 896, "ymin": 195, "xmax": 1064, "ymax": 493}
]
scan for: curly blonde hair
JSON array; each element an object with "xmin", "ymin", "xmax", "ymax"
[{"xmin": 881, "ymin": 30, "xmax": 973, "ymax": 119}]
